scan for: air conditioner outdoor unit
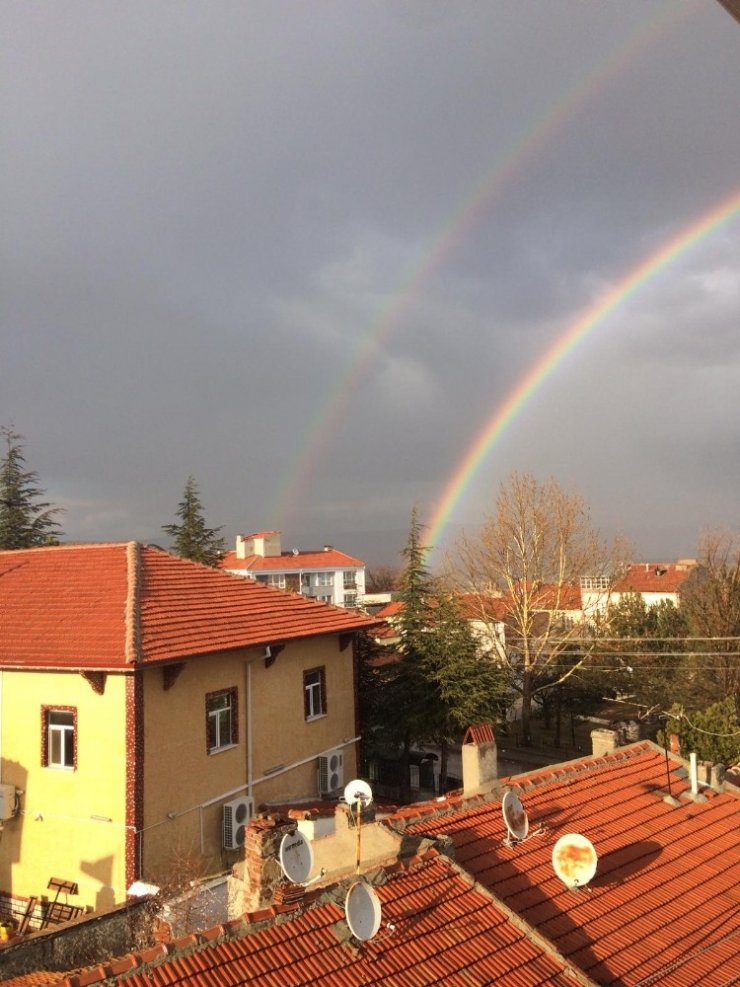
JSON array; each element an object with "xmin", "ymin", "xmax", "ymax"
[
  {"xmin": 318, "ymin": 749, "xmax": 344, "ymax": 795},
  {"xmin": 223, "ymin": 796, "xmax": 254, "ymax": 850},
  {"xmin": 0, "ymin": 783, "xmax": 16, "ymax": 821}
]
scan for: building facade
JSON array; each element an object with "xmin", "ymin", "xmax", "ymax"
[
  {"xmin": 0, "ymin": 543, "xmax": 374, "ymax": 910},
  {"xmin": 221, "ymin": 531, "xmax": 366, "ymax": 608}
]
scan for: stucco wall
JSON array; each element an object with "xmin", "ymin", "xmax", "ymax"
[
  {"xmin": 0, "ymin": 670, "xmax": 128, "ymax": 909},
  {"xmin": 140, "ymin": 634, "xmax": 358, "ymax": 883}
]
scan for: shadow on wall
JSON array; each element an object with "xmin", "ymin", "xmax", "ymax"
[
  {"xmin": 0, "ymin": 760, "xmax": 27, "ymax": 900},
  {"xmin": 81, "ymin": 855, "xmax": 116, "ymax": 913}
]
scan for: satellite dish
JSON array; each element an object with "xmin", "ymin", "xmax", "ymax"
[
  {"xmin": 552, "ymin": 833, "xmax": 598, "ymax": 889},
  {"xmin": 343, "ymin": 779, "xmax": 373, "ymax": 809},
  {"xmin": 345, "ymin": 881, "xmax": 382, "ymax": 941},
  {"xmin": 279, "ymin": 831, "xmax": 314, "ymax": 884},
  {"xmin": 502, "ymin": 790, "xmax": 529, "ymax": 842}
]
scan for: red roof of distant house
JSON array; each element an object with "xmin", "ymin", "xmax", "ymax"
[
  {"xmin": 44, "ymin": 850, "xmax": 582, "ymax": 987},
  {"xmin": 456, "ymin": 593, "xmax": 510, "ymax": 621},
  {"xmin": 528, "ymin": 582, "xmax": 582, "ymax": 611},
  {"xmin": 0, "ymin": 544, "xmax": 375, "ymax": 670},
  {"xmin": 399, "ymin": 743, "xmax": 740, "ymax": 986},
  {"xmin": 614, "ymin": 561, "xmax": 697, "ymax": 595},
  {"xmin": 373, "ymin": 600, "xmax": 404, "ymax": 620},
  {"xmin": 221, "ymin": 547, "xmax": 365, "ymax": 572}
]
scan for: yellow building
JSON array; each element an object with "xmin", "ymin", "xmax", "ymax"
[{"xmin": 0, "ymin": 543, "xmax": 375, "ymax": 911}]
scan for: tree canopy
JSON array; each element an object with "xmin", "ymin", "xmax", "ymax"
[
  {"xmin": 660, "ymin": 697, "xmax": 740, "ymax": 766},
  {"xmin": 452, "ymin": 472, "xmax": 617, "ymax": 743},
  {"xmin": 680, "ymin": 532, "xmax": 740, "ymax": 714},
  {"xmin": 362, "ymin": 509, "xmax": 507, "ymax": 796},
  {"xmin": 0, "ymin": 426, "xmax": 63, "ymax": 549},
  {"xmin": 162, "ymin": 476, "xmax": 225, "ymax": 567}
]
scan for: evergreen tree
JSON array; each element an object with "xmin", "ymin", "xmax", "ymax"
[
  {"xmin": 602, "ymin": 594, "xmax": 688, "ymax": 713},
  {"xmin": 394, "ymin": 509, "xmax": 507, "ymax": 794},
  {"xmin": 0, "ymin": 426, "xmax": 63, "ymax": 549},
  {"xmin": 162, "ymin": 476, "xmax": 225, "ymax": 567},
  {"xmin": 659, "ymin": 697, "xmax": 740, "ymax": 765}
]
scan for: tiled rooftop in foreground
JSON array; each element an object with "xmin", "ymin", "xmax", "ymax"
[
  {"xmin": 17, "ymin": 851, "xmax": 588, "ymax": 987},
  {"xmin": 396, "ymin": 743, "xmax": 740, "ymax": 986}
]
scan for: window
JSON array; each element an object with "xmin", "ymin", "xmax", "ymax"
[
  {"xmin": 206, "ymin": 688, "xmax": 238, "ymax": 752},
  {"xmin": 267, "ymin": 574, "xmax": 286, "ymax": 589},
  {"xmin": 343, "ymin": 592, "xmax": 357, "ymax": 608},
  {"xmin": 303, "ymin": 667, "xmax": 326, "ymax": 720},
  {"xmin": 42, "ymin": 707, "xmax": 76, "ymax": 769},
  {"xmin": 343, "ymin": 571, "xmax": 356, "ymax": 589},
  {"xmin": 318, "ymin": 572, "xmax": 334, "ymax": 587},
  {"xmin": 580, "ymin": 575, "xmax": 610, "ymax": 591}
]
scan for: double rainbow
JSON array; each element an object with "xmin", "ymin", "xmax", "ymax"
[{"xmin": 426, "ymin": 187, "xmax": 740, "ymax": 549}]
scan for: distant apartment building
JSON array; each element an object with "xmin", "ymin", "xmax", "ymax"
[
  {"xmin": 580, "ymin": 559, "xmax": 699, "ymax": 614},
  {"xmin": 221, "ymin": 531, "xmax": 366, "ymax": 608}
]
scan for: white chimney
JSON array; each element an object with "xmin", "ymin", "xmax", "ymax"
[{"xmin": 462, "ymin": 723, "xmax": 497, "ymax": 794}]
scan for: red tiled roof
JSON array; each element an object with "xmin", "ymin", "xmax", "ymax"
[
  {"xmin": 402, "ymin": 743, "xmax": 740, "ymax": 986},
  {"xmin": 373, "ymin": 600, "xmax": 404, "ymax": 620},
  {"xmin": 0, "ymin": 544, "xmax": 375, "ymax": 670},
  {"xmin": 52, "ymin": 852, "xmax": 583, "ymax": 986},
  {"xmin": 222, "ymin": 547, "xmax": 365, "ymax": 572},
  {"xmin": 528, "ymin": 583, "xmax": 582, "ymax": 611},
  {"xmin": 462, "ymin": 722, "xmax": 496, "ymax": 745},
  {"xmin": 456, "ymin": 593, "xmax": 509, "ymax": 621},
  {"xmin": 614, "ymin": 561, "xmax": 697, "ymax": 595}
]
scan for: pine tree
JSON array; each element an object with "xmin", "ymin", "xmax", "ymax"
[
  {"xmin": 0, "ymin": 426, "xmax": 63, "ymax": 549},
  {"xmin": 162, "ymin": 476, "xmax": 225, "ymax": 567},
  {"xmin": 393, "ymin": 509, "xmax": 507, "ymax": 794}
]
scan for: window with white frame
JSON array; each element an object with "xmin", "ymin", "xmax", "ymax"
[
  {"xmin": 206, "ymin": 688, "xmax": 238, "ymax": 752},
  {"xmin": 43, "ymin": 708, "xmax": 76, "ymax": 769},
  {"xmin": 267, "ymin": 574, "xmax": 286, "ymax": 589},
  {"xmin": 343, "ymin": 592, "xmax": 357, "ymax": 608},
  {"xmin": 318, "ymin": 572, "xmax": 334, "ymax": 586},
  {"xmin": 343, "ymin": 571, "xmax": 356, "ymax": 589},
  {"xmin": 303, "ymin": 667, "xmax": 326, "ymax": 719}
]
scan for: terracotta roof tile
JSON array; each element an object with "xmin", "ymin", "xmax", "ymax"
[
  {"xmin": 52, "ymin": 856, "xmax": 584, "ymax": 986},
  {"xmin": 614, "ymin": 561, "xmax": 698, "ymax": 595},
  {"xmin": 0, "ymin": 543, "xmax": 375, "ymax": 670},
  {"xmin": 402, "ymin": 744, "xmax": 740, "ymax": 986},
  {"xmin": 221, "ymin": 548, "xmax": 364, "ymax": 572}
]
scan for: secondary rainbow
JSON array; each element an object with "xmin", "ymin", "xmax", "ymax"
[
  {"xmin": 426, "ymin": 186, "xmax": 740, "ymax": 550},
  {"xmin": 271, "ymin": 5, "xmax": 687, "ymax": 531}
]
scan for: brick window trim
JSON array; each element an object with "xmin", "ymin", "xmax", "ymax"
[
  {"xmin": 303, "ymin": 666, "xmax": 327, "ymax": 720},
  {"xmin": 205, "ymin": 687, "xmax": 239, "ymax": 754},
  {"xmin": 41, "ymin": 705, "xmax": 78, "ymax": 770}
]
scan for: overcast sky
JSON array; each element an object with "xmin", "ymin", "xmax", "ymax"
[{"xmin": 2, "ymin": 1, "xmax": 739, "ymax": 568}]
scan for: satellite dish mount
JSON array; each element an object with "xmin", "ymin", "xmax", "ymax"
[
  {"xmin": 343, "ymin": 779, "xmax": 373, "ymax": 874},
  {"xmin": 501, "ymin": 790, "xmax": 543, "ymax": 847}
]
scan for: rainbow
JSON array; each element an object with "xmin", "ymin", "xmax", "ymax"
[
  {"xmin": 271, "ymin": 5, "xmax": 689, "ymax": 531},
  {"xmin": 426, "ymin": 186, "xmax": 740, "ymax": 550}
]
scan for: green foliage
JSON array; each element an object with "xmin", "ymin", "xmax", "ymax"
[
  {"xmin": 659, "ymin": 697, "xmax": 740, "ymax": 765},
  {"xmin": 162, "ymin": 476, "xmax": 225, "ymax": 567},
  {"xmin": 396, "ymin": 509, "xmax": 507, "ymax": 746},
  {"xmin": 0, "ymin": 426, "xmax": 63, "ymax": 549},
  {"xmin": 601, "ymin": 594, "xmax": 688, "ymax": 712}
]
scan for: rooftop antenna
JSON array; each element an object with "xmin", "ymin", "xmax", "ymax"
[
  {"xmin": 501, "ymin": 790, "xmax": 544, "ymax": 846},
  {"xmin": 552, "ymin": 833, "xmax": 598, "ymax": 890},
  {"xmin": 278, "ymin": 830, "xmax": 326, "ymax": 887},
  {"xmin": 501, "ymin": 790, "xmax": 529, "ymax": 845},
  {"xmin": 343, "ymin": 779, "xmax": 373, "ymax": 874},
  {"xmin": 344, "ymin": 880, "xmax": 382, "ymax": 942}
]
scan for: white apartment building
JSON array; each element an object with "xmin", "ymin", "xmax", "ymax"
[{"xmin": 221, "ymin": 531, "xmax": 366, "ymax": 608}]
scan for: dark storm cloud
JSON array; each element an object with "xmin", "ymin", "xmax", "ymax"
[{"xmin": 1, "ymin": 1, "xmax": 738, "ymax": 567}]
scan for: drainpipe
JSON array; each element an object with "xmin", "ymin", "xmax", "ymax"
[{"xmin": 247, "ymin": 660, "xmax": 254, "ymax": 798}]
